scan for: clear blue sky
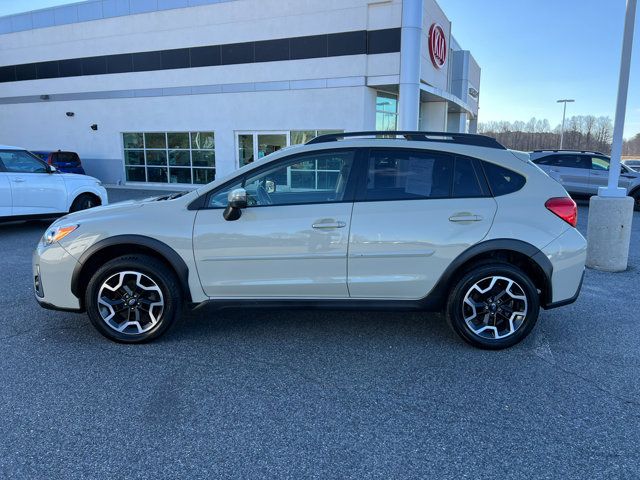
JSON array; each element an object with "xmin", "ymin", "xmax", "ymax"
[
  {"xmin": 1, "ymin": 0, "xmax": 639, "ymax": 138},
  {"xmin": 438, "ymin": 0, "xmax": 640, "ymax": 138}
]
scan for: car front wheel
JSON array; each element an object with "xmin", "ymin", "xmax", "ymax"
[
  {"xmin": 85, "ymin": 255, "xmax": 183, "ymax": 343},
  {"xmin": 446, "ymin": 263, "xmax": 540, "ymax": 349}
]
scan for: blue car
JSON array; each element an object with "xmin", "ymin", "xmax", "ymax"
[{"xmin": 31, "ymin": 150, "xmax": 86, "ymax": 175}]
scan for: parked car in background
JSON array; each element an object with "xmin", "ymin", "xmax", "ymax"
[
  {"xmin": 530, "ymin": 149, "xmax": 640, "ymax": 210},
  {"xmin": 0, "ymin": 145, "xmax": 107, "ymax": 220},
  {"xmin": 31, "ymin": 150, "xmax": 85, "ymax": 175},
  {"xmin": 34, "ymin": 131, "xmax": 586, "ymax": 350},
  {"xmin": 622, "ymin": 159, "xmax": 640, "ymax": 172}
]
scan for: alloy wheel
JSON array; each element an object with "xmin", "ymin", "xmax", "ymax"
[
  {"xmin": 97, "ymin": 271, "xmax": 164, "ymax": 335},
  {"xmin": 461, "ymin": 276, "xmax": 528, "ymax": 340}
]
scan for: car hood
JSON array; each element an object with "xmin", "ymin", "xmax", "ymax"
[{"xmin": 51, "ymin": 191, "xmax": 197, "ymax": 226}]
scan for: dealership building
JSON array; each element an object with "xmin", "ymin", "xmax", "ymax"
[{"xmin": 0, "ymin": 0, "xmax": 481, "ymax": 187}]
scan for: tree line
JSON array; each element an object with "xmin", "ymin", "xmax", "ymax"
[{"xmin": 477, "ymin": 116, "xmax": 639, "ymax": 155}]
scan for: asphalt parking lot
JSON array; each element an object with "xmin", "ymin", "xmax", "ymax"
[{"xmin": 1, "ymin": 190, "xmax": 639, "ymax": 479}]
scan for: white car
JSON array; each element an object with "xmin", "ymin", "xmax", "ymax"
[
  {"xmin": 33, "ymin": 131, "xmax": 586, "ymax": 349},
  {"xmin": 0, "ymin": 145, "xmax": 107, "ymax": 220}
]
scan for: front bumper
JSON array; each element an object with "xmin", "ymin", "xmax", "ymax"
[{"xmin": 33, "ymin": 242, "xmax": 84, "ymax": 312}]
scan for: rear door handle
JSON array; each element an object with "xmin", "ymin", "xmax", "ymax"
[
  {"xmin": 449, "ymin": 214, "xmax": 483, "ymax": 223},
  {"xmin": 12, "ymin": 178, "xmax": 25, "ymax": 183},
  {"xmin": 312, "ymin": 221, "xmax": 346, "ymax": 229}
]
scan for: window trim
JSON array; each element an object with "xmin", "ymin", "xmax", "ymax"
[
  {"xmin": 353, "ymin": 147, "xmax": 492, "ymax": 203},
  {"xmin": 201, "ymin": 147, "xmax": 362, "ymax": 210}
]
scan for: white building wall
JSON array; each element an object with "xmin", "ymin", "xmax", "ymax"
[
  {"xmin": 419, "ymin": 0, "xmax": 451, "ymax": 91},
  {"xmin": 0, "ymin": 85, "xmax": 372, "ymax": 183}
]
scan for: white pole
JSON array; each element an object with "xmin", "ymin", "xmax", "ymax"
[
  {"xmin": 560, "ymin": 102, "xmax": 567, "ymax": 148},
  {"xmin": 586, "ymin": 0, "xmax": 637, "ymax": 272},
  {"xmin": 557, "ymin": 99, "xmax": 574, "ymax": 149},
  {"xmin": 600, "ymin": 0, "xmax": 637, "ymax": 197},
  {"xmin": 398, "ymin": 0, "xmax": 423, "ymax": 131}
]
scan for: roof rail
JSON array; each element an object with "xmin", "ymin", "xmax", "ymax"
[
  {"xmin": 532, "ymin": 149, "xmax": 607, "ymax": 156},
  {"xmin": 306, "ymin": 131, "xmax": 507, "ymax": 150}
]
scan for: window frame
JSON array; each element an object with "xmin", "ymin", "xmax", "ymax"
[
  {"xmin": 202, "ymin": 147, "xmax": 362, "ymax": 210},
  {"xmin": 122, "ymin": 131, "xmax": 215, "ymax": 185},
  {"xmin": 353, "ymin": 148, "xmax": 492, "ymax": 203}
]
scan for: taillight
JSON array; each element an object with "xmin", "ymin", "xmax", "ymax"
[
  {"xmin": 47, "ymin": 155, "xmax": 53, "ymax": 165},
  {"xmin": 545, "ymin": 197, "xmax": 577, "ymax": 227}
]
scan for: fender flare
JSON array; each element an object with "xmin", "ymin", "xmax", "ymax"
[
  {"xmin": 70, "ymin": 234, "xmax": 191, "ymax": 303},
  {"xmin": 421, "ymin": 238, "xmax": 553, "ymax": 310}
]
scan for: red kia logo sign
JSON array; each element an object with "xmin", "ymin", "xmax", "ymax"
[{"xmin": 428, "ymin": 23, "xmax": 447, "ymax": 69}]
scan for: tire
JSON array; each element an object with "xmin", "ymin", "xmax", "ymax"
[
  {"xmin": 70, "ymin": 193, "xmax": 99, "ymax": 212},
  {"xmin": 85, "ymin": 255, "xmax": 183, "ymax": 343},
  {"xmin": 446, "ymin": 263, "xmax": 540, "ymax": 350}
]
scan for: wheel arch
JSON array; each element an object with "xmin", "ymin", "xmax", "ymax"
[
  {"xmin": 70, "ymin": 191, "xmax": 102, "ymax": 211},
  {"xmin": 71, "ymin": 235, "xmax": 192, "ymax": 310},
  {"xmin": 422, "ymin": 239, "xmax": 554, "ymax": 310}
]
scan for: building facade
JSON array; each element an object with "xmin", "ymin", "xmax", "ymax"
[{"xmin": 0, "ymin": 0, "xmax": 481, "ymax": 187}]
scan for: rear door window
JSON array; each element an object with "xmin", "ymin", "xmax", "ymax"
[
  {"xmin": 536, "ymin": 154, "xmax": 591, "ymax": 169},
  {"xmin": 481, "ymin": 162, "xmax": 526, "ymax": 196},
  {"xmin": 364, "ymin": 149, "xmax": 454, "ymax": 201}
]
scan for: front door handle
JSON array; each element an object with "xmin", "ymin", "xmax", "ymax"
[
  {"xmin": 312, "ymin": 221, "xmax": 346, "ymax": 229},
  {"xmin": 12, "ymin": 178, "xmax": 26, "ymax": 183},
  {"xmin": 449, "ymin": 214, "xmax": 483, "ymax": 223}
]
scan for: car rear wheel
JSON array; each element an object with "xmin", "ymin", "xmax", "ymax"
[
  {"xmin": 70, "ymin": 193, "xmax": 99, "ymax": 212},
  {"xmin": 446, "ymin": 263, "xmax": 540, "ymax": 349},
  {"xmin": 85, "ymin": 255, "xmax": 183, "ymax": 343}
]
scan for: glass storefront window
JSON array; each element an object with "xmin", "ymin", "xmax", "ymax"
[
  {"xmin": 238, "ymin": 134, "xmax": 254, "ymax": 167},
  {"xmin": 290, "ymin": 130, "xmax": 344, "ymax": 145},
  {"xmin": 167, "ymin": 132, "xmax": 190, "ymax": 149},
  {"xmin": 376, "ymin": 92, "xmax": 398, "ymax": 131},
  {"xmin": 191, "ymin": 132, "xmax": 215, "ymax": 150},
  {"xmin": 123, "ymin": 131, "xmax": 215, "ymax": 184},
  {"xmin": 144, "ymin": 132, "xmax": 166, "ymax": 149},
  {"xmin": 123, "ymin": 133, "xmax": 143, "ymax": 149}
]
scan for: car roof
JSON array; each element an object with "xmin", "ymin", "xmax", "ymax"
[{"xmin": 0, "ymin": 145, "xmax": 25, "ymax": 150}]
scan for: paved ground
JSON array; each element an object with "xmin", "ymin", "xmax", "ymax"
[{"xmin": 1, "ymin": 190, "xmax": 639, "ymax": 479}]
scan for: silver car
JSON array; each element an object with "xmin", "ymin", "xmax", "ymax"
[
  {"xmin": 622, "ymin": 159, "xmax": 640, "ymax": 172},
  {"xmin": 530, "ymin": 150, "xmax": 640, "ymax": 210}
]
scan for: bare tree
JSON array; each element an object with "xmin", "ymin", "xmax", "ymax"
[{"xmin": 477, "ymin": 116, "xmax": 616, "ymax": 153}]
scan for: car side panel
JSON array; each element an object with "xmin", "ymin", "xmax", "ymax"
[
  {"xmin": 0, "ymin": 171, "xmax": 11, "ymax": 216},
  {"xmin": 485, "ymin": 161, "xmax": 570, "ymax": 249},
  {"xmin": 6, "ymin": 171, "xmax": 67, "ymax": 214},
  {"xmin": 347, "ymin": 197, "xmax": 497, "ymax": 299}
]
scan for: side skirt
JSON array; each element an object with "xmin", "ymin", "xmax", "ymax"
[{"xmin": 190, "ymin": 297, "xmax": 445, "ymax": 313}]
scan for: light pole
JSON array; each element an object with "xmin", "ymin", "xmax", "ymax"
[
  {"xmin": 557, "ymin": 99, "xmax": 574, "ymax": 149},
  {"xmin": 586, "ymin": 0, "xmax": 637, "ymax": 272}
]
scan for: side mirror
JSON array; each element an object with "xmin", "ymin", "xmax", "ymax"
[
  {"xmin": 223, "ymin": 188, "xmax": 247, "ymax": 221},
  {"xmin": 48, "ymin": 165, "xmax": 57, "ymax": 174}
]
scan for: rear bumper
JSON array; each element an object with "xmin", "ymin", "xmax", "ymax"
[
  {"xmin": 540, "ymin": 227, "xmax": 587, "ymax": 308},
  {"xmin": 543, "ymin": 269, "xmax": 584, "ymax": 309}
]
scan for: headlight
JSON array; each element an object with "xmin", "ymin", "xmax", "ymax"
[{"xmin": 42, "ymin": 224, "xmax": 79, "ymax": 246}]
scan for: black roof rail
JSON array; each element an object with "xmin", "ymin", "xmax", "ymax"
[
  {"xmin": 532, "ymin": 149, "xmax": 607, "ymax": 155},
  {"xmin": 306, "ymin": 131, "xmax": 507, "ymax": 150}
]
